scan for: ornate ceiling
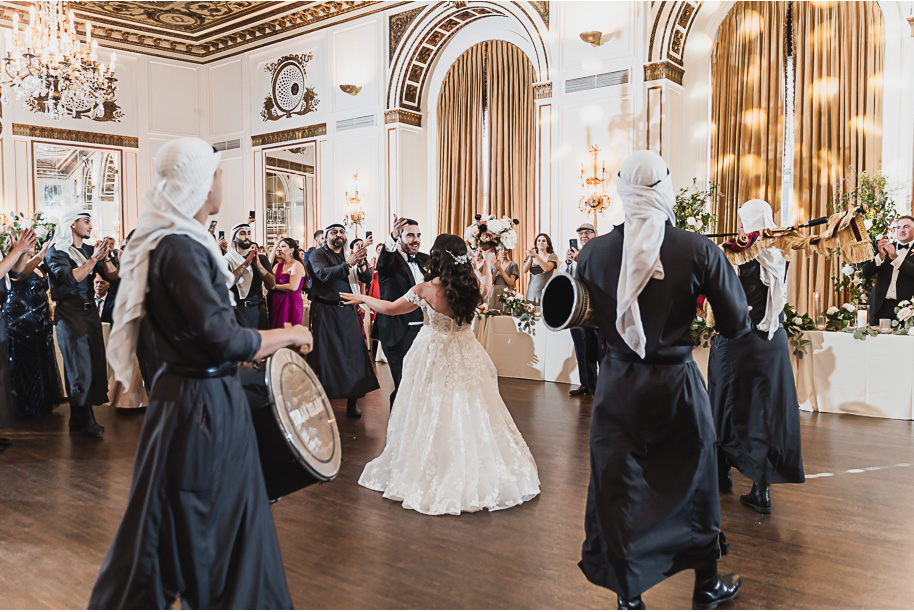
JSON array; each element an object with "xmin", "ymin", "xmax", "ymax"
[{"xmin": 0, "ymin": 1, "xmax": 402, "ymax": 63}]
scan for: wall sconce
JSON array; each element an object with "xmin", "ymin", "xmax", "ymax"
[
  {"xmin": 339, "ymin": 84, "xmax": 362, "ymax": 96},
  {"xmin": 580, "ymin": 146, "xmax": 612, "ymax": 230},
  {"xmin": 580, "ymin": 31, "xmax": 602, "ymax": 47}
]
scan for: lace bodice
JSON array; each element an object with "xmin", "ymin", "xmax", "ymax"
[{"xmin": 405, "ymin": 289, "xmax": 472, "ymax": 335}]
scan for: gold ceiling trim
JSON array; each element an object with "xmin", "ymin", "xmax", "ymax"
[
  {"xmin": 252, "ymin": 123, "xmax": 327, "ymax": 148},
  {"xmin": 389, "ymin": 7, "xmax": 425, "ymax": 63},
  {"xmin": 12, "ymin": 124, "xmax": 139, "ymax": 148},
  {"xmin": 384, "ymin": 109, "xmax": 422, "ymax": 127},
  {"xmin": 265, "ymin": 157, "xmax": 315, "ymax": 174},
  {"xmin": 644, "ymin": 61, "xmax": 684, "ymax": 86}
]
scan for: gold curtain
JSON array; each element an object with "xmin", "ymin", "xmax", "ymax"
[
  {"xmin": 711, "ymin": 1, "xmax": 787, "ymax": 234},
  {"xmin": 789, "ymin": 1, "xmax": 884, "ymax": 313},
  {"xmin": 486, "ymin": 40, "xmax": 536, "ymax": 288},
  {"xmin": 436, "ymin": 43, "xmax": 486, "ymax": 239}
]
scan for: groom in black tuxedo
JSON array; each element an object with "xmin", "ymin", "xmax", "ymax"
[
  {"xmin": 863, "ymin": 215, "xmax": 914, "ymax": 326},
  {"xmin": 377, "ymin": 216, "xmax": 428, "ymax": 407}
]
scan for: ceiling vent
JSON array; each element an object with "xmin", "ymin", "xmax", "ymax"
[
  {"xmin": 565, "ymin": 69, "xmax": 630, "ymax": 94},
  {"xmin": 336, "ymin": 114, "xmax": 376, "ymax": 131},
  {"xmin": 212, "ymin": 138, "xmax": 241, "ymax": 151}
]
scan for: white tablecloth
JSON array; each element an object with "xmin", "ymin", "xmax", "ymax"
[
  {"xmin": 695, "ymin": 330, "xmax": 913, "ymax": 421},
  {"xmin": 474, "ymin": 316, "xmax": 580, "ymax": 385}
]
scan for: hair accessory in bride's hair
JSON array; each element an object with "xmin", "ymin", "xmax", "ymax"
[{"xmin": 446, "ymin": 250, "xmax": 469, "ymax": 265}]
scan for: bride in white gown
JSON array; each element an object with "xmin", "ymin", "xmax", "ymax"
[{"xmin": 340, "ymin": 233, "xmax": 540, "ymax": 516}]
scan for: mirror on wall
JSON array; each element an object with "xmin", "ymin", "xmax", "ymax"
[
  {"xmin": 33, "ymin": 142, "xmax": 122, "ymax": 239},
  {"xmin": 263, "ymin": 142, "xmax": 316, "ymax": 249}
]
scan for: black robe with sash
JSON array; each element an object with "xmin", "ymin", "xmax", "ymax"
[
  {"xmin": 576, "ymin": 223, "xmax": 751, "ymax": 599},
  {"xmin": 306, "ymin": 245, "xmax": 379, "ymax": 399},
  {"xmin": 89, "ymin": 235, "xmax": 291, "ymax": 609},
  {"xmin": 44, "ymin": 244, "xmax": 110, "ymax": 407},
  {"xmin": 708, "ymin": 257, "xmax": 805, "ymax": 485}
]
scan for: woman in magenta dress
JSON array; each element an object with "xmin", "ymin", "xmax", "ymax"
[{"xmin": 271, "ymin": 237, "xmax": 306, "ymax": 328}]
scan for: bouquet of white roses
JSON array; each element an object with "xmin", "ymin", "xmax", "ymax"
[
  {"xmin": 498, "ymin": 288, "xmax": 537, "ymax": 334},
  {"xmin": 0, "ymin": 211, "xmax": 57, "ymax": 254},
  {"xmin": 464, "ymin": 214, "xmax": 520, "ymax": 250},
  {"xmin": 893, "ymin": 299, "xmax": 914, "ymax": 335}
]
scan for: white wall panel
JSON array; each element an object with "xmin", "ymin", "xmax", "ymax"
[
  {"xmin": 332, "ymin": 19, "xmax": 381, "ymax": 115},
  {"xmin": 148, "ymin": 61, "xmax": 199, "ymax": 136},
  {"xmin": 209, "ymin": 59, "xmax": 245, "ymax": 137},
  {"xmin": 557, "ymin": 2, "xmax": 638, "ymax": 75},
  {"xmin": 331, "ymin": 135, "xmax": 380, "ymax": 239},
  {"xmin": 215, "ymin": 155, "xmax": 246, "ymax": 237}
]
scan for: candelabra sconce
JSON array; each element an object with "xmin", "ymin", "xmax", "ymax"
[
  {"xmin": 579, "ymin": 31, "xmax": 603, "ymax": 47},
  {"xmin": 339, "ymin": 84, "xmax": 362, "ymax": 96},
  {"xmin": 579, "ymin": 146, "xmax": 612, "ymax": 230},
  {"xmin": 344, "ymin": 173, "xmax": 366, "ymax": 238}
]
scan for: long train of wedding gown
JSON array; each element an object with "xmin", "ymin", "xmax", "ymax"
[{"xmin": 359, "ymin": 290, "xmax": 540, "ymax": 515}]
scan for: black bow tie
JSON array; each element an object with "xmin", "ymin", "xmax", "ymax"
[
  {"xmin": 407, "ymin": 253, "xmax": 417, "ymax": 264},
  {"xmin": 898, "ymin": 243, "xmax": 910, "ymax": 250}
]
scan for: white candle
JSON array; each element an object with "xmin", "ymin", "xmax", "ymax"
[
  {"xmin": 813, "ymin": 292, "xmax": 820, "ymax": 319},
  {"xmin": 857, "ymin": 310, "xmax": 867, "ymax": 328}
]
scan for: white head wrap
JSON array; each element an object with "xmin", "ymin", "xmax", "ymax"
[
  {"xmin": 738, "ymin": 199, "xmax": 787, "ymax": 340},
  {"xmin": 615, "ymin": 150, "xmax": 676, "ymax": 358},
  {"xmin": 225, "ymin": 223, "xmax": 253, "ymax": 299},
  {"xmin": 108, "ymin": 137, "xmax": 225, "ymax": 388},
  {"xmin": 52, "ymin": 208, "xmax": 92, "ymax": 252}
]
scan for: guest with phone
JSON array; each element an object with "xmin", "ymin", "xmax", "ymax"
[{"xmin": 559, "ymin": 222, "xmax": 602, "ymax": 397}]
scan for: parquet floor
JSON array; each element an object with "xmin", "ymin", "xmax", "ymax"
[{"xmin": 1, "ymin": 372, "xmax": 912, "ymax": 609}]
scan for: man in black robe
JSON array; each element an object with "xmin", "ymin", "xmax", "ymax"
[
  {"xmin": 224, "ymin": 222, "xmax": 275, "ymax": 329},
  {"xmin": 90, "ymin": 137, "xmax": 313, "ymax": 609},
  {"xmin": 575, "ymin": 151, "xmax": 752, "ymax": 610},
  {"xmin": 376, "ymin": 215, "xmax": 428, "ymax": 407},
  {"xmin": 45, "ymin": 210, "xmax": 119, "ymax": 437},
  {"xmin": 307, "ymin": 223, "xmax": 379, "ymax": 417}
]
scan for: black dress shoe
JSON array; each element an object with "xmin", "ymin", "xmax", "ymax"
[
  {"xmin": 717, "ymin": 453, "xmax": 732, "ymax": 494},
  {"xmin": 617, "ymin": 595, "xmax": 646, "ymax": 610},
  {"xmin": 346, "ymin": 399, "xmax": 362, "ymax": 418},
  {"xmin": 739, "ymin": 483, "xmax": 771, "ymax": 514},
  {"xmin": 69, "ymin": 405, "xmax": 105, "ymax": 437},
  {"xmin": 569, "ymin": 386, "xmax": 591, "ymax": 397},
  {"xmin": 692, "ymin": 573, "xmax": 740, "ymax": 610}
]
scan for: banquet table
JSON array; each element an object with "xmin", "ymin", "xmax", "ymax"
[
  {"xmin": 694, "ymin": 330, "xmax": 914, "ymax": 421},
  {"xmin": 473, "ymin": 315, "xmax": 580, "ymax": 385}
]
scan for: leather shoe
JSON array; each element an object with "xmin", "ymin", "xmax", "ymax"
[
  {"xmin": 692, "ymin": 573, "xmax": 740, "ymax": 610},
  {"xmin": 717, "ymin": 453, "xmax": 732, "ymax": 494},
  {"xmin": 617, "ymin": 595, "xmax": 645, "ymax": 610},
  {"xmin": 346, "ymin": 399, "xmax": 362, "ymax": 418},
  {"xmin": 69, "ymin": 405, "xmax": 105, "ymax": 437},
  {"xmin": 740, "ymin": 483, "xmax": 771, "ymax": 514},
  {"xmin": 569, "ymin": 386, "xmax": 591, "ymax": 397}
]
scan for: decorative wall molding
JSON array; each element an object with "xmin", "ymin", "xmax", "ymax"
[
  {"xmin": 265, "ymin": 157, "xmax": 315, "ymax": 174},
  {"xmin": 384, "ymin": 109, "xmax": 423, "ymax": 127},
  {"xmin": 533, "ymin": 81, "xmax": 552, "ymax": 100},
  {"xmin": 648, "ymin": 1, "xmax": 702, "ymax": 78},
  {"xmin": 251, "ymin": 123, "xmax": 328, "ymax": 147},
  {"xmin": 261, "ymin": 53, "xmax": 320, "ymax": 122},
  {"xmin": 643, "ymin": 61, "xmax": 684, "ymax": 86},
  {"xmin": 528, "ymin": 1, "xmax": 549, "ymax": 28},
  {"xmin": 11, "ymin": 124, "xmax": 139, "ymax": 148},
  {"xmin": 25, "ymin": 98, "xmax": 124, "ymax": 123},
  {"xmin": 389, "ymin": 7, "xmax": 425, "ymax": 62}
]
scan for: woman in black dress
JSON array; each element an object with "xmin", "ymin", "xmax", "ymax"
[
  {"xmin": 3, "ymin": 242, "xmax": 63, "ymax": 419},
  {"xmin": 708, "ymin": 199, "xmax": 805, "ymax": 514}
]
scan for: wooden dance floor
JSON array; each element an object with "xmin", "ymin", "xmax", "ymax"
[{"xmin": 1, "ymin": 373, "xmax": 913, "ymax": 609}]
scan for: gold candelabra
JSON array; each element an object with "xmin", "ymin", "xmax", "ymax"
[
  {"xmin": 344, "ymin": 173, "xmax": 365, "ymax": 238},
  {"xmin": 579, "ymin": 146, "xmax": 612, "ymax": 229}
]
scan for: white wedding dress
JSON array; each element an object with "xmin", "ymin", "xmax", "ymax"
[{"xmin": 359, "ymin": 289, "xmax": 540, "ymax": 515}]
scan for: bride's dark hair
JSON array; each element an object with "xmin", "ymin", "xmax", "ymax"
[{"xmin": 425, "ymin": 233, "xmax": 480, "ymax": 326}]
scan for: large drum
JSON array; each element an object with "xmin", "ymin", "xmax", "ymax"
[
  {"xmin": 541, "ymin": 273, "xmax": 597, "ymax": 330},
  {"xmin": 240, "ymin": 348, "xmax": 341, "ymax": 502}
]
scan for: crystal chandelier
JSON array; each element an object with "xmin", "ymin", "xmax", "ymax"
[{"xmin": 1, "ymin": 1, "xmax": 117, "ymax": 120}]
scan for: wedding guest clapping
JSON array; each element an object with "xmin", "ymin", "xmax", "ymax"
[
  {"xmin": 522, "ymin": 233, "xmax": 558, "ymax": 304},
  {"xmin": 486, "ymin": 247, "xmax": 519, "ymax": 310},
  {"xmin": 271, "ymin": 237, "xmax": 306, "ymax": 328}
]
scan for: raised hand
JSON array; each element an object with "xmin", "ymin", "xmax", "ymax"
[
  {"xmin": 92, "ymin": 239, "xmax": 110, "ymax": 262},
  {"xmin": 877, "ymin": 238, "xmax": 888, "ymax": 258},
  {"xmin": 885, "ymin": 242, "xmax": 898, "ymax": 261},
  {"xmin": 391, "ymin": 214, "xmax": 409, "ymax": 240},
  {"xmin": 11, "ymin": 228, "xmax": 37, "ymax": 255},
  {"xmin": 339, "ymin": 292, "xmax": 364, "ymax": 305},
  {"xmin": 218, "ymin": 237, "xmax": 229, "ymax": 254}
]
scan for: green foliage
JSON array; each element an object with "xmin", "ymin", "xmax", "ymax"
[
  {"xmin": 784, "ymin": 303, "xmax": 816, "ymax": 358},
  {"xmin": 0, "ymin": 212, "xmax": 57, "ymax": 255},
  {"xmin": 674, "ymin": 180, "xmax": 719, "ymax": 233}
]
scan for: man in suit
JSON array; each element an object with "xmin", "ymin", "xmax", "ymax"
[
  {"xmin": 94, "ymin": 274, "xmax": 116, "ymax": 324},
  {"xmin": 376, "ymin": 215, "xmax": 428, "ymax": 408},
  {"xmin": 863, "ymin": 215, "xmax": 914, "ymax": 326}
]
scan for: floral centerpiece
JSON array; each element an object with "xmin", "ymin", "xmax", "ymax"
[
  {"xmin": 674, "ymin": 180, "xmax": 719, "ymax": 233},
  {"xmin": 481, "ymin": 288, "xmax": 537, "ymax": 334},
  {"xmin": 464, "ymin": 214, "xmax": 519, "ymax": 250},
  {"xmin": 892, "ymin": 299, "xmax": 914, "ymax": 335},
  {"xmin": 784, "ymin": 303, "xmax": 816, "ymax": 358},
  {"xmin": 823, "ymin": 303, "xmax": 856, "ymax": 331},
  {"xmin": 0, "ymin": 211, "xmax": 57, "ymax": 254}
]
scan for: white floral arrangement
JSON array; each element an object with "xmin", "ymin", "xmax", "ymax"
[
  {"xmin": 0, "ymin": 211, "xmax": 57, "ymax": 254},
  {"xmin": 464, "ymin": 214, "xmax": 520, "ymax": 250},
  {"xmin": 893, "ymin": 299, "xmax": 914, "ymax": 335}
]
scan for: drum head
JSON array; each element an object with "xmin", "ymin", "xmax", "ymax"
[{"xmin": 266, "ymin": 348, "xmax": 341, "ymax": 481}]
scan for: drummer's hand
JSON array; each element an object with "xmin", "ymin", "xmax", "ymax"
[
  {"xmin": 339, "ymin": 292, "xmax": 363, "ymax": 305},
  {"xmin": 283, "ymin": 323, "xmax": 313, "ymax": 354}
]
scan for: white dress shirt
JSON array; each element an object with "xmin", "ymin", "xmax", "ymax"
[
  {"xmin": 385, "ymin": 234, "xmax": 425, "ymax": 285},
  {"xmin": 96, "ymin": 294, "xmax": 107, "ymax": 317},
  {"xmin": 875, "ymin": 241, "xmax": 913, "ymax": 300}
]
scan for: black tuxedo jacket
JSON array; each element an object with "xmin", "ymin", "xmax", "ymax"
[
  {"xmin": 376, "ymin": 244, "xmax": 429, "ymax": 346},
  {"xmin": 97, "ymin": 294, "xmax": 116, "ymax": 324},
  {"xmin": 862, "ymin": 245, "xmax": 914, "ymax": 325}
]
